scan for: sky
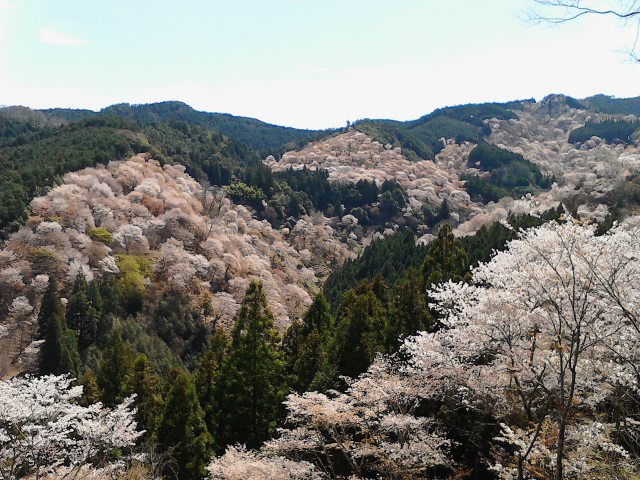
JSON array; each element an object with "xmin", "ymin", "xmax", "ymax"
[{"xmin": 1, "ymin": 0, "xmax": 639, "ymax": 129}]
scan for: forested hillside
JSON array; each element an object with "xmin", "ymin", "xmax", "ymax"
[{"xmin": 3, "ymin": 94, "xmax": 640, "ymax": 479}]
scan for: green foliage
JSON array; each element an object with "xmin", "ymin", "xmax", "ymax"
[
  {"xmin": 124, "ymin": 354, "xmax": 164, "ymax": 440},
  {"xmin": 328, "ymin": 283, "xmax": 388, "ymax": 381},
  {"xmin": 194, "ymin": 330, "xmax": 227, "ymax": 438},
  {"xmin": 38, "ymin": 281, "xmax": 81, "ymax": 376},
  {"xmin": 354, "ymin": 100, "xmax": 523, "ymax": 160},
  {"xmin": 151, "ymin": 293, "xmax": 208, "ymax": 365},
  {"xmin": 88, "ymin": 227, "xmax": 113, "ymax": 244},
  {"xmin": 97, "ymin": 329, "xmax": 134, "ymax": 407},
  {"xmin": 79, "ymin": 369, "xmax": 101, "ymax": 406},
  {"xmin": 583, "ymin": 94, "xmax": 640, "ymax": 115},
  {"xmin": 214, "ymin": 282, "xmax": 286, "ymax": 450},
  {"xmin": 66, "ymin": 274, "xmax": 101, "ymax": 353},
  {"xmin": 226, "ymin": 181, "xmax": 266, "ymax": 211},
  {"xmin": 569, "ymin": 118, "xmax": 640, "ymax": 145},
  {"xmin": 115, "ymin": 255, "xmax": 151, "ymax": 315},
  {"xmin": 158, "ymin": 370, "xmax": 213, "ymax": 480},
  {"xmin": 41, "ymin": 315, "xmax": 81, "ymax": 377},
  {"xmin": 420, "ymin": 223, "xmax": 467, "ymax": 287},
  {"xmin": 323, "ymin": 228, "xmax": 427, "ymax": 309},
  {"xmin": 100, "ymin": 100, "xmax": 333, "ymax": 157},
  {"xmin": 463, "ymin": 142, "xmax": 553, "ymax": 202},
  {"xmin": 385, "ymin": 267, "xmax": 434, "ymax": 350},
  {"xmin": 283, "ymin": 294, "xmax": 334, "ymax": 393}
]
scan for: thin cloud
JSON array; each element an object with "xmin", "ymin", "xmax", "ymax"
[
  {"xmin": 0, "ymin": 1, "xmax": 16, "ymax": 9},
  {"xmin": 39, "ymin": 28, "xmax": 89, "ymax": 47}
]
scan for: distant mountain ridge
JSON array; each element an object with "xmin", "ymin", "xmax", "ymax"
[{"xmin": 0, "ymin": 93, "xmax": 638, "ymax": 238}]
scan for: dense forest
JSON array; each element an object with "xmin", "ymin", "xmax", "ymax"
[
  {"xmin": 353, "ymin": 100, "xmax": 528, "ymax": 161},
  {"xmin": 568, "ymin": 118, "xmax": 640, "ymax": 145},
  {"xmin": 2, "ymin": 94, "xmax": 640, "ymax": 480},
  {"xmin": 462, "ymin": 142, "xmax": 554, "ymax": 202}
]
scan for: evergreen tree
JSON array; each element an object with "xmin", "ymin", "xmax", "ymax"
[
  {"xmin": 99, "ymin": 274, "xmax": 120, "ymax": 316},
  {"xmin": 283, "ymin": 293, "xmax": 333, "ymax": 393},
  {"xmin": 330, "ymin": 288, "xmax": 387, "ymax": 380},
  {"xmin": 66, "ymin": 273, "xmax": 97, "ymax": 352},
  {"xmin": 215, "ymin": 282, "xmax": 286, "ymax": 450},
  {"xmin": 124, "ymin": 354, "xmax": 163, "ymax": 440},
  {"xmin": 37, "ymin": 280, "xmax": 63, "ymax": 339},
  {"xmin": 194, "ymin": 329, "xmax": 226, "ymax": 440},
  {"xmin": 385, "ymin": 267, "xmax": 434, "ymax": 351},
  {"xmin": 420, "ymin": 223, "xmax": 467, "ymax": 287},
  {"xmin": 79, "ymin": 369, "xmax": 101, "ymax": 406},
  {"xmin": 87, "ymin": 279, "xmax": 104, "ymax": 312},
  {"xmin": 158, "ymin": 371, "xmax": 213, "ymax": 480},
  {"xmin": 98, "ymin": 329, "xmax": 134, "ymax": 407},
  {"xmin": 38, "ymin": 281, "xmax": 80, "ymax": 376},
  {"xmin": 40, "ymin": 312, "xmax": 80, "ymax": 377}
]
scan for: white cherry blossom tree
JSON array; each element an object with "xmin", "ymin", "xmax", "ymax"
[{"xmin": 0, "ymin": 375, "xmax": 142, "ymax": 480}]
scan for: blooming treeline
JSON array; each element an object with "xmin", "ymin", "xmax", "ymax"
[
  {"xmin": 0, "ymin": 375, "xmax": 141, "ymax": 480},
  {"xmin": 0, "ymin": 154, "xmax": 363, "ymax": 374},
  {"xmin": 436, "ymin": 97, "xmax": 638, "ymax": 235},
  {"xmin": 211, "ymin": 220, "xmax": 640, "ymax": 479},
  {"xmin": 265, "ymin": 130, "xmax": 482, "ymax": 223}
]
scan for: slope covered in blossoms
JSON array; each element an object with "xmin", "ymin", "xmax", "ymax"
[
  {"xmin": 460, "ymin": 96, "xmax": 640, "ymax": 230},
  {"xmin": 0, "ymin": 154, "xmax": 359, "ymax": 376},
  {"xmin": 265, "ymin": 130, "xmax": 483, "ymax": 224}
]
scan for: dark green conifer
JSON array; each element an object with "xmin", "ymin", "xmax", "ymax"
[
  {"xmin": 158, "ymin": 371, "xmax": 213, "ymax": 480},
  {"xmin": 124, "ymin": 354, "xmax": 163, "ymax": 440},
  {"xmin": 283, "ymin": 293, "xmax": 333, "ymax": 393},
  {"xmin": 66, "ymin": 274, "xmax": 97, "ymax": 352},
  {"xmin": 194, "ymin": 329, "xmax": 226, "ymax": 440},
  {"xmin": 97, "ymin": 329, "xmax": 134, "ymax": 406},
  {"xmin": 215, "ymin": 282, "xmax": 285, "ymax": 450},
  {"xmin": 421, "ymin": 223, "xmax": 467, "ymax": 287}
]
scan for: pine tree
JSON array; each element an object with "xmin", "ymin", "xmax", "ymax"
[
  {"xmin": 194, "ymin": 329, "xmax": 226, "ymax": 440},
  {"xmin": 124, "ymin": 354, "xmax": 163, "ymax": 440},
  {"xmin": 40, "ymin": 312, "xmax": 80, "ymax": 377},
  {"xmin": 215, "ymin": 282, "xmax": 286, "ymax": 450},
  {"xmin": 97, "ymin": 329, "xmax": 134, "ymax": 407},
  {"xmin": 420, "ymin": 223, "xmax": 467, "ymax": 287},
  {"xmin": 66, "ymin": 273, "xmax": 97, "ymax": 352},
  {"xmin": 158, "ymin": 371, "xmax": 213, "ymax": 480},
  {"xmin": 283, "ymin": 293, "xmax": 333, "ymax": 393},
  {"xmin": 79, "ymin": 369, "xmax": 101, "ymax": 406},
  {"xmin": 385, "ymin": 267, "xmax": 434, "ymax": 351}
]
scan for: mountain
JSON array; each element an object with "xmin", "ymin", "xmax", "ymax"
[
  {"xmin": 2, "ymin": 93, "xmax": 640, "ymax": 478},
  {"xmin": 582, "ymin": 93, "xmax": 640, "ymax": 115},
  {"xmin": 352, "ymin": 99, "xmax": 531, "ymax": 160}
]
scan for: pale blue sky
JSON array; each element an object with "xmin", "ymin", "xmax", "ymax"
[{"xmin": 1, "ymin": 0, "xmax": 639, "ymax": 128}]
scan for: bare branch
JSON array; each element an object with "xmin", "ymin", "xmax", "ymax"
[
  {"xmin": 532, "ymin": 0, "xmax": 640, "ymax": 23},
  {"xmin": 529, "ymin": 0, "xmax": 640, "ymax": 60}
]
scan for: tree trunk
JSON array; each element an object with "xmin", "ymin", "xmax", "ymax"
[{"xmin": 556, "ymin": 415, "xmax": 566, "ymax": 480}]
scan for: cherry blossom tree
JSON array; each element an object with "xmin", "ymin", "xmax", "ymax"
[
  {"xmin": 0, "ymin": 375, "xmax": 142, "ymax": 480},
  {"xmin": 208, "ymin": 445, "xmax": 322, "ymax": 480},
  {"xmin": 407, "ymin": 220, "xmax": 640, "ymax": 479},
  {"xmin": 227, "ymin": 356, "xmax": 451, "ymax": 479}
]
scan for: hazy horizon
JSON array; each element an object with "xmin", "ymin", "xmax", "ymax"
[{"xmin": 0, "ymin": 92, "xmax": 628, "ymax": 131}]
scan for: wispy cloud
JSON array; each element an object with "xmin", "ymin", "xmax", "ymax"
[{"xmin": 39, "ymin": 28, "xmax": 89, "ymax": 47}]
